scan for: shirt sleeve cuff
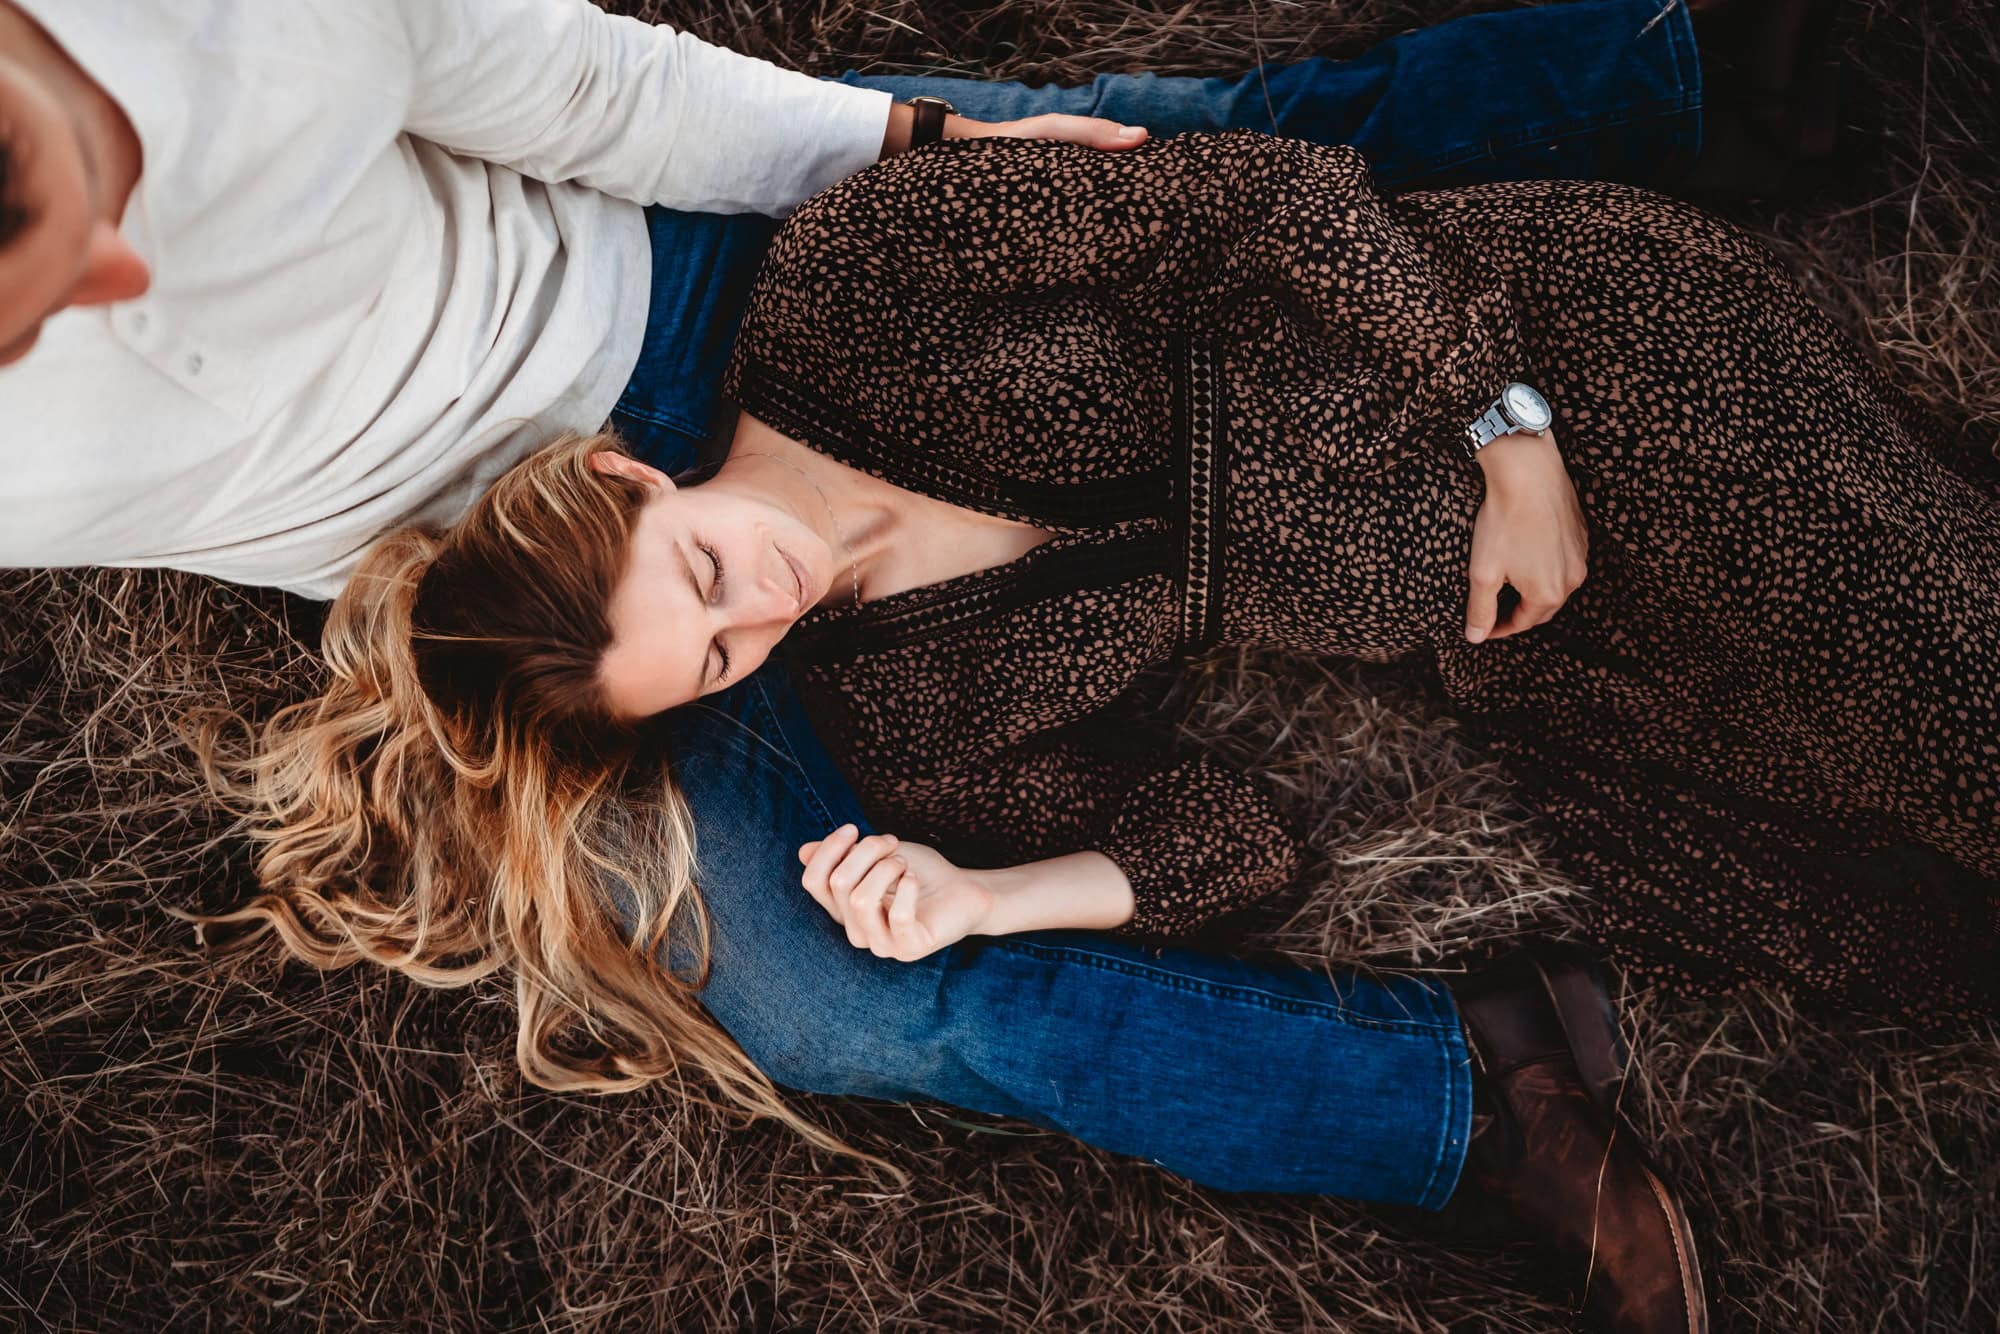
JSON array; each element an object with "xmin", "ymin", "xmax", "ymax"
[
  {"xmin": 1395, "ymin": 281, "xmax": 1538, "ymax": 467},
  {"xmin": 1092, "ymin": 760, "xmax": 1301, "ymax": 938},
  {"xmin": 806, "ymin": 84, "xmax": 896, "ymax": 193}
]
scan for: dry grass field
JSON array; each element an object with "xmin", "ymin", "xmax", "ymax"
[{"xmin": 3, "ymin": 0, "xmax": 1996, "ymax": 1329}]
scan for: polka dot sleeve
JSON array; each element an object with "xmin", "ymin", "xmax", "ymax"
[
  {"xmin": 850, "ymin": 733, "xmax": 1302, "ymax": 940},
  {"xmin": 1092, "ymin": 755, "xmax": 1302, "ymax": 938}
]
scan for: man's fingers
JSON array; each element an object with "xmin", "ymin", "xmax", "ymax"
[
  {"xmin": 1067, "ymin": 116, "xmax": 1148, "ymax": 149},
  {"xmin": 1493, "ymin": 580, "xmax": 1579, "ymax": 639},
  {"xmin": 1000, "ymin": 114, "xmax": 1148, "ymax": 150},
  {"xmin": 828, "ymin": 836, "xmax": 896, "ymax": 941},
  {"xmin": 827, "ymin": 834, "xmax": 897, "ymax": 896},
  {"xmin": 1490, "ymin": 590, "xmax": 1554, "ymax": 640}
]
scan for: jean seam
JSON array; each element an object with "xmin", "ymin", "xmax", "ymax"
[
  {"xmin": 1660, "ymin": 0, "xmax": 1704, "ymax": 159},
  {"xmin": 1488, "ymin": 94, "xmax": 1696, "ymax": 150},
  {"xmin": 610, "ymin": 399, "xmax": 707, "ymax": 441},
  {"xmin": 982, "ymin": 937, "xmax": 1460, "ymax": 1036},
  {"xmin": 1417, "ymin": 1020, "xmax": 1469, "ymax": 1209}
]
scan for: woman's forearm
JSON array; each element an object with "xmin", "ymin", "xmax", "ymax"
[{"xmin": 979, "ymin": 851, "xmax": 1136, "ymax": 935}]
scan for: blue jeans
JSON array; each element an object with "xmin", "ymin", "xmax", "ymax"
[{"xmin": 606, "ymin": 0, "xmax": 1699, "ymax": 1205}]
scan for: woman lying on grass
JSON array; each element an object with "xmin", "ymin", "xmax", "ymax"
[{"xmin": 207, "ymin": 130, "xmax": 1999, "ymax": 1332}]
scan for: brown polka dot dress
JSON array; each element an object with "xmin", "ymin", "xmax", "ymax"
[{"xmin": 722, "ymin": 131, "xmax": 2000, "ymax": 1027}]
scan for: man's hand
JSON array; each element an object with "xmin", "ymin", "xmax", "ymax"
[
  {"xmin": 1464, "ymin": 429, "xmax": 1589, "ymax": 643},
  {"xmin": 798, "ymin": 825, "xmax": 995, "ymax": 962},
  {"xmin": 881, "ymin": 104, "xmax": 1148, "ymax": 158},
  {"xmin": 961, "ymin": 113, "xmax": 1149, "ymax": 150}
]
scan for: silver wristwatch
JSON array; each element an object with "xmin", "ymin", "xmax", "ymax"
[{"xmin": 1464, "ymin": 382, "xmax": 1553, "ymax": 460}]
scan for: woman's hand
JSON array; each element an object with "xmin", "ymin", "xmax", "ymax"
[
  {"xmin": 1465, "ymin": 429, "xmax": 1590, "ymax": 643},
  {"xmin": 798, "ymin": 825, "xmax": 994, "ymax": 962}
]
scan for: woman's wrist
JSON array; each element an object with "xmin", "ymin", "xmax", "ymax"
[
  {"xmin": 1473, "ymin": 428, "xmax": 1559, "ymax": 488},
  {"xmin": 978, "ymin": 852, "xmax": 1136, "ymax": 935}
]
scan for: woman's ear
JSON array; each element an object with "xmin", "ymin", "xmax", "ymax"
[{"xmin": 589, "ymin": 451, "xmax": 675, "ymax": 492}]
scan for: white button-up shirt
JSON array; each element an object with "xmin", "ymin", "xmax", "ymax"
[{"xmin": 0, "ymin": 0, "xmax": 890, "ymax": 597}]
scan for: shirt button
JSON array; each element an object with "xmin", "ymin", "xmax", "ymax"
[
  {"xmin": 186, "ymin": 353, "xmax": 204, "ymax": 376},
  {"xmin": 130, "ymin": 311, "xmax": 149, "ymax": 334}
]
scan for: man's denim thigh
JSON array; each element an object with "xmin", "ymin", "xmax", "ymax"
[{"xmin": 621, "ymin": 664, "xmax": 1470, "ymax": 1204}]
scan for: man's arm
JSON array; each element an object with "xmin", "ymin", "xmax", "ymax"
[
  {"xmin": 387, "ymin": 0, "xmax": 1143, "ymax": 218},
  {"xmin": 392, "ymin": 0, "xmax": 892, "ymax": 217}
]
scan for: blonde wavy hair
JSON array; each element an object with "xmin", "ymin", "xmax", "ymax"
[{"xmin": 197, "ymin": 432, "xmax": 880, "ymax": 1167}]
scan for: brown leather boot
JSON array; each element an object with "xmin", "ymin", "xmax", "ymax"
[{"xmin": 1450, "ymin": 954, "xmax": 1709, "ymax": 1334}]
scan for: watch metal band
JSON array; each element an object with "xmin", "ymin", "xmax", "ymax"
[{"xmin": 1463, "ymin": 404, "xmax": 1516, "ymax": 460}]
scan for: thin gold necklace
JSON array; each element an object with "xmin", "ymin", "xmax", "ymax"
[{"xmin": 735, "ymin": 451, "xmax": 862, "ymax": 607}]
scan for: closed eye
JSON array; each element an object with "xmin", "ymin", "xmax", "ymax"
[
  {"xmin": 699, "ymin": 543, "xmax": 724, "ymax": 604},
  {"xmin": 698, "ymin": 543, "xmax": 731, "ymax": 686}
]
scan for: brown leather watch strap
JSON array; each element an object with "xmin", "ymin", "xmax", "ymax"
[{"xmin": 907, "ymin": 96, "xmax": 953, "ymax": 149}]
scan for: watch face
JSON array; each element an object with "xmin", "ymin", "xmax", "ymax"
[{"xmin": 1504, "ymin": 382, "xmax": 1551, "ymax": 431}]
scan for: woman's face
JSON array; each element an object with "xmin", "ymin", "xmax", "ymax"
[{"xmin": 594, "ymin": 453, "xmax": 839, "ymax": 720}]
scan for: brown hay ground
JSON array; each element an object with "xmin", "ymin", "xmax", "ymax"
[{"xmin": 3, "ymin": 1, "xmax": 1997, "ymax": 1329}]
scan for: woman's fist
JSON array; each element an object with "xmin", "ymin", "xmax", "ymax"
[{"xmin": 797, "ymin": 825, "xmax": 995, "ymax": 962}]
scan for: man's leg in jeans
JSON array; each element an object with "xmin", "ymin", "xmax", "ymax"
[
  {"xmin": 609, "ymin": 316, "xmax": 1469, "ymax": 1202},
  {"xmin": 604, "ymin": 0, "xmax": 1700, "ymax": 1202},
  {"xmin": 609, "ymin": 0, "xmax": 1700, "ymax": 456},
  {"xmin": 629, "ymin": 664, "xmax": 1470, "ymax": 1203},
  {"xmin": 837, "ymin": 0, "xmax": 1700, "ymax": 190}
]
